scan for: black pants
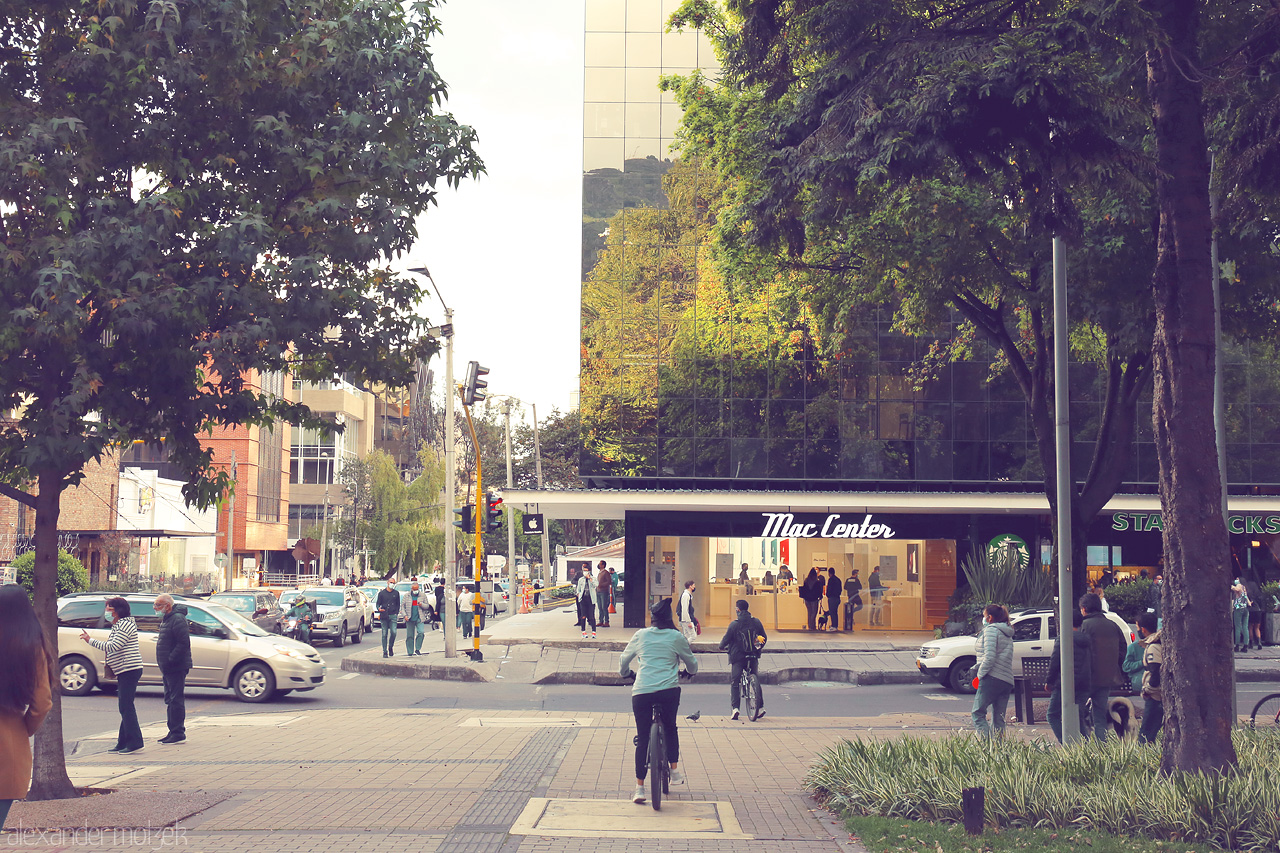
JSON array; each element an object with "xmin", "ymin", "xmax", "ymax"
[
  {"xmin": 161, "ymin": 666, "xmax": 189, "ymax": 737},
  {"xmin": 632, "ymin": 686, "xmax": 681, "ymax": 781},
  {"xmin": 804, "ymin": 598, "xmax": 819, "ymax": 630},
  {"xmin": 115, "ymin": 668, "xmax": 144, "ymax": 750},
  {"xmin": 826, "ymin": 596, "xmax": 841, "ymax": 629},
  {"xmin": 577, "ymin": 597, "xmax": 596, "ymax": 631},
  {"xmin": 729, "ymin": 657, "xmax": 762, "ymax": 710}
]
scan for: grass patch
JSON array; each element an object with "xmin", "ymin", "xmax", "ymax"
[
  {"xmin": 848, "ymin": 815, "xmax": 1223, "ymax": 853},
  {"xmin": 808, "ymin": 729, "xmax": 1280, "ymax": 851}
]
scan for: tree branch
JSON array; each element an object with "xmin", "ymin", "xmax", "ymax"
[{"xmin": 0, "ymin": 482, "xmax": 37, "ymax": 508}]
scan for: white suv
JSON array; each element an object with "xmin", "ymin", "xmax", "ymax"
[{"xmin": 916, "ymin": 608, "xmax": 1134, "ymax": 693}]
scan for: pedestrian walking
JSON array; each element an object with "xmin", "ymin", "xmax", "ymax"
[
  {"xmin": 596, "ymin": 561, "xmax": 612, "ymax": 628},
  {"xmin": 433, "ymin": 577, "xmax": 446, "ymax": 628},
  {"xmin": 401, "ymin": 581, "xmax": 431, "ymax": 655},
  {"xmin": 1046, "ymin": 609, "xmax": 1093, "ymax": 743},
  {"xmin": 719, "ymin": 599, "xmax": 766, "ymax": 720},
  {"xmin": 153, "ymin": 593, "xmax": 191, "ymax": 744},
  {"xmin": 458, "ymin": 583, "xmax": 475, "ymax": 639},
  {"xmin": 533, "ymin": 578, "xmax": 543, "ymax": 607},
  {"xmin": 843, "ymin": 570, "xmax": 863, "ymax": 631},
  {"xmin": 0, "ymin": 585, "xmax": 53, "ymax": 831},
  {"xmin": 376, "ymin": 578, "xmax": 400, "ymax": 657},
  {"xmin": 80, "ymin": 597, "xmax": 144, "ymax": 754},
  {"xmin": 800, "ymin": 569, "xmax": 822, "ymax": 631},
  {"xmin": 677, "ymin": 580, "xmax": 699, "ymax": 641},
  {"xmin": 576, "ymin": 567, "xmax": 597, "ymax": 638},
  {"xmin": 1245, "ymin": 576, "xmax": 1264, "ymax": 651},
  {"xmin": 868, "ymin": 567, "xmax": 886, "ymax": 626},
  {"xmin": 825, "ymin": 567, "xmax": 842, "ymax": 631},
  {"xmin": 1136, "ymin": 612, "xmax": 1164, "ymax": 743},
  {"xmin": 1078, "ymin": 592, "xmax": 1126, "ymax": 739},
  {"xmin": 971, "ymin": 604, "xmax": 1015, "ymax": 738},
  {"xmin": 1232, "ymin": 577, "xmax": 1252, "ymax": 652}
]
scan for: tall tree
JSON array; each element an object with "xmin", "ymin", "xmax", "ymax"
[{"xmin": 0, "ymin": 0, "xmax": 481, "ymax": 798}]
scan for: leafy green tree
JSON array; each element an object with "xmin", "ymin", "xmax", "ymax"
[
  {"xmin": 0, "ymin": 0, "xmax": 481, "ymax": 798},
  {"xmin": 12, "ymin": 550, "xmax": 87, "ymax": 600}
]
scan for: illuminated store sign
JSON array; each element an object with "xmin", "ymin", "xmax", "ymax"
[
  {"xmin": 760, "ymin": 512, "xmax": 896, "ymax": 539},
  {"xmin": 1112, "ymin": 513, "xmax": 1280, "ymax": 535}
]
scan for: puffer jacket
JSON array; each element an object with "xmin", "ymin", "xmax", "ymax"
[
  {"xmin": 975, "ymin": 621, "xmax": 1015, "ymax": 686},
  {"xmin": 155, "ymin": 603, "xmax": 192, "ymax": 672}
]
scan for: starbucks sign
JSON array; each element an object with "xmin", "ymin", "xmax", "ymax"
[{"xmin": 988, "ymin": 534, "xmax": 1030, "ymax": 570}]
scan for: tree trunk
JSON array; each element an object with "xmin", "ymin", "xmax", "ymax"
[
  {"xmin": 27, "ymin": 469, "xmax": 78, "ymax": 800},
  {"xmin": 1146, "ymin": 0, "xmax": 1237, "ymax": 774}
]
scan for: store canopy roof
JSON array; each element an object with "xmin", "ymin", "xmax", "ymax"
[{"xmin": 502, "ymin": 488, "xmax": 1280, "ymax": 521}]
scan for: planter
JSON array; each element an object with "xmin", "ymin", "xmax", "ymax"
[{"xmin": 1265, "ymin": 612, "xmax": 1280, "ymax": 646}]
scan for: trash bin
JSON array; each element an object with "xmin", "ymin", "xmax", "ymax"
[{"xmin": 1265, "ymin": 612, "xmax": 1280, "ymax": 646}]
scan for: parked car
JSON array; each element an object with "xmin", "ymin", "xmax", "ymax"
[
  {"xmin": 210, "ymin": 590, "xmax": 284, "ymax": 634},
  {"xmin": 56, "ymin": 593, "xmax": 325, "ymax": 702},
  {"xmin": 456, "ymin": 580, "xmax": 506, "ymax": 614},
  {"xmin": 360, "ymin": 582, "xmax": 402, "ymax": 628},
  {"xmin": 351, "ymin": 586, "xmax": 376, "ymax": 632},
  {"xmin": 297, "ymin": 586, "xmax": 366, "ymax": 646},
  {"xmin": 915, "ymin": 608, "xmax": 1135, "ymax": 693}
]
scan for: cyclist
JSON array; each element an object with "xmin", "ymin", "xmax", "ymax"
[
  {"xmin": 719, "ymin": 598, "xmax": 766, "ymax": 720},
  {"xmin": 619, "ymin": 598, "xmax": 699, "ymax": 805}
]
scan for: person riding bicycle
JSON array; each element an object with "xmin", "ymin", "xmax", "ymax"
[
  {"xmin": 719, "ymin": 598, "xmax": 767, "ymax": 720},
  {"xmin": 619, "ymin": 597, "xmax": 699, "ymax": 805}
]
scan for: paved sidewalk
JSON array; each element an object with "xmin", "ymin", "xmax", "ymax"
[
  {"xmin": 2, "ymin": 705, "xmax": 981, "ymax": 851},
  {"xmin": 343, "ymin": 603, "xmax": 1280, "ymax": 686}
]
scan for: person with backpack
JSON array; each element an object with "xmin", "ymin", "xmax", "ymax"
[{"xmin": 718, "ymin": 599, "xmax": 766, "ymax": 720}]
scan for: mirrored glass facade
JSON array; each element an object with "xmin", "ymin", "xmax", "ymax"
[{"xmin": 578, "ymin": 1, "xmax": 1276, "ymax": 492}]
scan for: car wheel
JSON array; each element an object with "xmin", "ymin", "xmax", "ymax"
[
  {"xmin": 365, "ymin": 618, "xmax": 373, "ymax": 634},
  {"xmin": 59, "ymin": 656, "xmax": 98, "ymax": 696},
  {"xmin": 947, "ymin": 658, "xmax": 978, "ymax": 694},
  {"xmin": 333, "ymin": 622, "xmax": 345, "ymax": 647},
  {"xmin": 232, "ymin": 662, "xmax": 277, "ymax": 703},
  {"xmin": 275, "ymin": 621, "xmax": 283, "ymax": 635},
  {"xmin": 352, "ymin": 620, "xmax": 364, "ymax": 643}
]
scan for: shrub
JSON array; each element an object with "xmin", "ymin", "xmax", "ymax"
[
  {"xmin": 12, "ymin": 550, "xmax": 89, "ymax": 599},
  {"xmin": 959, "ymin": 549, "xmax": 1054, "ymax": 611},
  {"xmin": 1259, "ymin": 581, "xmax": 1280, "ymax": 613},
  {"xmin": 807, "ymin": 730, "xmax": 1280, "ymax": 851},
  {"xmin": 1105, "ymin": 578, "xmax": 1154, "ymax": 623}
]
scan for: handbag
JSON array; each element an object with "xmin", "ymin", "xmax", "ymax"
[
  {"xmin": 695, "ymin": 623, "xmax": 702, "ymax": 635},
  {"xmin": 105, "ymin": 663, "xmax": 116, "ymax": 680}
]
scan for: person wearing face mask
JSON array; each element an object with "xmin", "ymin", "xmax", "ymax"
[
  {"xmin": 971, "ymin": 604, "xmax": 1015, "ymax": 738},
  {"xmin": 1232, "ymin": 577, "xmax": 1252, "ymax": 653},
  {"xmin": 153, "ymin": 594, "xmax": 191, "ymax": 744},
  {"xmin": 376, "ymin": 578, "xmax": 401, "ymax": 657},
  {"xmin": 80, "ymin": 597, "xmax": 144, "ymax": 754},
  {"xmin": 401, "ymin": 581, "xmax": 432, "ymax": 656}
]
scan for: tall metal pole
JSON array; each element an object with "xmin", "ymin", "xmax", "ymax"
[
  {"xmin": 532, "ymin": 403, "xmax": 550, "ymax": 583},
  {"xmin": 443, "ymin": 306, "xmax": 457, "ymax": 658},
  {"xmin": 503, "ymin": 400, "xmax": 516, "ymax": 612},
  {"xmin": 319, "ymin": 485, "xmax": 330, "ymax": 580},
  {"xmin": 225, "ymin": 450, "xmax": 237, "ymax": 591},
  {"xmin": 1052, "ymin": 236, "xmax": 1080, "ymax": 742}
]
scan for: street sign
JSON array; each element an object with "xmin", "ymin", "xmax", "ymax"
[{"xmin": 522, "ymin": 513, "xmax": 545, "ymax": 535}]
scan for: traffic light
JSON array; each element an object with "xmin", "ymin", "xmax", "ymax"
[
  {"xmin": 453, "ymin": 503, "xmax": 474, "ymax": 534},
  {"xmin": 485, "ymin": 492, "xmax": 503, "ymax": 532},
  {"xmin": 462, "ymin": 361, "xmax": 489, "ymax": 405}
]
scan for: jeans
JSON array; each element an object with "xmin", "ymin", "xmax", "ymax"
[
  {"xmin": 729, "ymin": 657, "xmax": 762, "ymax": 710},
  {"xmin": 458, "ymin": 610, "xmax": 473, "ymax": 638},
  {"xmin": 0, "ymin": 798, "xmax": 12, "ymax": 831},
  {"xmin": 845, "ymin": 599, "xmax": 863, "ymax": 630},
  {"xmin": 1046, "ymin": 686, "xmax": 1090, "ymax": 743},
  {"xmin": 115, "ymin": 667, "xmax": 144, "ymax": 750},
  {"xmin": 1085, "ymin": 685, "xmax": 1114, "ymax": 739},
  {"xmin": 1140, "ymin": 697, "xmax": 1164, "ymax": 744},
  {"xmin": 161, "ymin": 666, "xmax": 188, "ymax": 738},
  {"xmin": 381, "ymin": 619, "xmax": 398, "ymax": 653},
  {"xmin": 404, "ymin": 619, "xmax": 423, "ymax": 654},
  {"xmin": 971, "ymin": 676, "xmax": 1014, "ymax": 737},
  {"xmin": 804, "ymin": 598, "xmax": 819, "ymax": 630},
  {"xmin": 1233, "ymin": 608, "xmax": 1250, "ymax": 648},
  {"xmin": 577, "ymin": 597, "xmax": 596, "ymax": 632},
  {"xmin": 826, "ymin": 596, "xmax": 841, "ymax": 629},
  {"xmin": 596, "ymin": 590, "xmax": 611, "ymax": 624},
  {"xmin": 632, "ymin": 686, "xmax": 681, "ymax": 781}
]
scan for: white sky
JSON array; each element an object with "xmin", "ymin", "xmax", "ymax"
[{"xmin": 399, "ymin": 0, "xmax": 586, "ymax": 422}]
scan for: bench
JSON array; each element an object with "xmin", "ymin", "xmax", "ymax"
[{"xmin": 1013, "ymin": 657, "xmax": 1052, "ymax": 724}]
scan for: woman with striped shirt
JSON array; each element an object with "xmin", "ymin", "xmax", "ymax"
[{"xmin": 80, "ymin": 597, "xmax": 144, "ymax": 754}]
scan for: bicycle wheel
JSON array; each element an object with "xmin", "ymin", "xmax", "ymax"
[
  {"xmin": 648, "ymin": 718, "xmax": 666, "ymax": 811},
  {"xmin": 745, "ymin": 672, "xmax": 760, "ymax": 722},
  {"xmin": 1250, "ymin": 693, "xmax": 1280, "ymax": 730}
]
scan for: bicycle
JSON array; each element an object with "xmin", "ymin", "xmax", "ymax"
[
  {"xmin": 1250, "ymin": 692, "xmax": 1280, "ymax": 729},
  {"xmin": 739, "ymin": 654, "xmax": 763, "ymax": 722},
  {"xmin": 628, "ymin": 669, "xmax": 693, "ymax": 811}
]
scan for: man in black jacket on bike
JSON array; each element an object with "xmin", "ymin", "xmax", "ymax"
[{"xmin": 719, "ymin": 599, "xmax": 767, "ymax": 720}]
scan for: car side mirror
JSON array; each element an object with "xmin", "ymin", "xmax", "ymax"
[
  {"xmin": 254, "ymin": 608, "xmax": 268, "ymax": 616},
  {"xmin": 212, "ymin": 626, "xmax": 230, "ymax": 639}
]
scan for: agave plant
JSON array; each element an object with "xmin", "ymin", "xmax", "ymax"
[{"xmin": 960, "ymin": 549, "xmax": 1054, "ymax": 610}]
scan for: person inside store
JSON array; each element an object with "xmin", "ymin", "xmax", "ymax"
[
  {"xmin": 777, "ymin": 564, "xmax": 793, "ymax": 586},
  {"xmin": 800, "ymin": 568, "xmax": 823, "ymax": 631}
]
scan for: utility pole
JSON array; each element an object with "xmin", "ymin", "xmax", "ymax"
[
  {"xmin": 532, "ymin": 403, "xmax": 550, "ymax": 583},
  {"xmin": 1052, "ymin": 236, "xmax": 1079, "ymax": 743},
  {"xmin": 319, "ymin": 485, "xmax": 331, "ymax": 580},
  {"xmin": 224, "ymin": 450, "xmax": 237, "ymax": 592},
  {"xmin": 503, "ymin": 399, "xmax": 516, "ymax": 611}
]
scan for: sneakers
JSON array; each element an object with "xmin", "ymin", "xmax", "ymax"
[
  {"xmin": 730, "ymin": 708, "xmax": 740, "ymax": 720},
  {"xmin": 669, "ymin": 768, "xmax": 685, "ymax": 784},
  {"xmin": 158, "ymin": 734, "xmax": 186, "ymax": 745},
  {"xmin": 756, "ymin": 709, "xmax": 766, "ymax": 720},
  {"xmin": 591, "ymin": 632, "xmax": 597, "ymax": 639},
  {"xmin": 106, "ymin": 745, "xmax": 125, "ymax": 754},
  {"xmin": 582, "ymin": 631, "xmax": 589, "ymax": 638},
  {"xmin": 118, "ymin": 745, "xmax": 145, "ymax": 755},
  {"xmin": 632, "ymin": 785, "xmax": 646, "ymax": 804}
]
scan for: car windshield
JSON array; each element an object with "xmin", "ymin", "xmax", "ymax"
[
  {"xmin": 200, "ymin": 603, "xmax": 271, "ymax": 637},
  {"xmin": 212, "ymin": 594, "xmax": 256, "ymax": 612},
  {"xmin": 305, "ymin": 589, "xmax": 347, "ymax": 606}
]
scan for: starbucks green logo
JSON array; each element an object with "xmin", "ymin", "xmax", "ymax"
[{"xmin": 988, "ymin": 534, "xmax": 1030, "ymax": 570}]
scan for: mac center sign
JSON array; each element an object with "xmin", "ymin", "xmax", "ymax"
[{"xmin": 760, "ymin": 512, "xmax": 896, "ymax": 539}]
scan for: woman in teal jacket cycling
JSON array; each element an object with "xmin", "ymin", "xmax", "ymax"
[{"xmin": 619, "ymin": 598, "xmax": 699, "ymax": 804}]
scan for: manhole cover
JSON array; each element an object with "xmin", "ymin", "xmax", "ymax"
[{"xmin": 511, "ymin": 798, "xmax": 751, "ymax": 839}]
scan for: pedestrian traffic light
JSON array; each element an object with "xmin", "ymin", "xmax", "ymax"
[
  {"xmin": 485, "ymin": 493, "xmax": 503, "ymax": 532},
  {"xmin": 453, "ymin": 503, "xmax": 474, "ymax": 534},
  {"xmin": 462, "ymin": 361, "xmax": 489, "ymax": 405}
]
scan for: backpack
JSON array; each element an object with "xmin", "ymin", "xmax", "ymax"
[{"xmin": 738, "ymin": 619, "xmax": 763, "ymax": 657}]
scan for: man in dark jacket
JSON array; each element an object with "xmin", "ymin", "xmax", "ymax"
[
  {"xmin": 824, "ymin": 567, "xmax": 842, "ymax": 631},
  {"xmin": 153, "ymin": 594, "xmax": 191, "ymax": 744},
  {"xmin": 843, "ymin": 570, "xmax": 863, "ymax": 632},
  {"xmin": 1078, "ymin": 592, "xmax": 1127, "ymax": 740},
  {"xmin": 1046, "ymin": 610, "xmax": 1092, "ymax": 743},
  {"xmin": 376, "ymin": 578, "xmax": 401, "ymax": 657},
  {"xmin": 719, "ymin": 599, "xmax": 767, "ymax": 720}
]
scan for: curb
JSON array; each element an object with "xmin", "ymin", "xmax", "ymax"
[
  {"xmin": 498, "ymin": 637, "xmax": 922, "ymax": 654},
  {"xmin": 533, "ymin": 668, "xmax": 931, "ymax": 687},
  {"xmin": 340, "ymin": 655, "xmax": 493, "ymax": 682}
]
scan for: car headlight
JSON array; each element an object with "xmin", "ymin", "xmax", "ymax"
[
  {"xmin": 920, "ymin": 648, "xmax": 939, "ymax": 659},
  {"xmin": 273, "ymin": 644, "xmax": 309, "ymax": 659}
]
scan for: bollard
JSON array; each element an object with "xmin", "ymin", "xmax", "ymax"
[{"xmin": 961, "ymin": 786, "xmax": 985, "ymax": 835}]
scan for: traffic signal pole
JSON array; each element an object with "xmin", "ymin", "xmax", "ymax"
[{"xmin": 503, "ymin": 400, "xmax": 516, "ymax": 614}]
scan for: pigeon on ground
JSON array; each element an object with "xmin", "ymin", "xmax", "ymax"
[{"xmin": 686, "ymin": 710, "xmax": 701, "ymax": 721}]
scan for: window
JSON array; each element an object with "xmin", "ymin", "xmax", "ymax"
[
  {"xmin": 186, "ymin": 607, "xmax": 225, "ymax": 637},
  {"xmin": 289, "ymin": 418, "xmax": 353, "ymax": 485},
  {"xmin": 130, "ymin": 601, "xmax": 162, "ymax": 632},
  {"xmin": 1013, "ymin": 617, "xmax": 1043, "ymax": 643},
  {"xmin": 58, "ymin": 599, "xmax": 107, "ymax": 629}
]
